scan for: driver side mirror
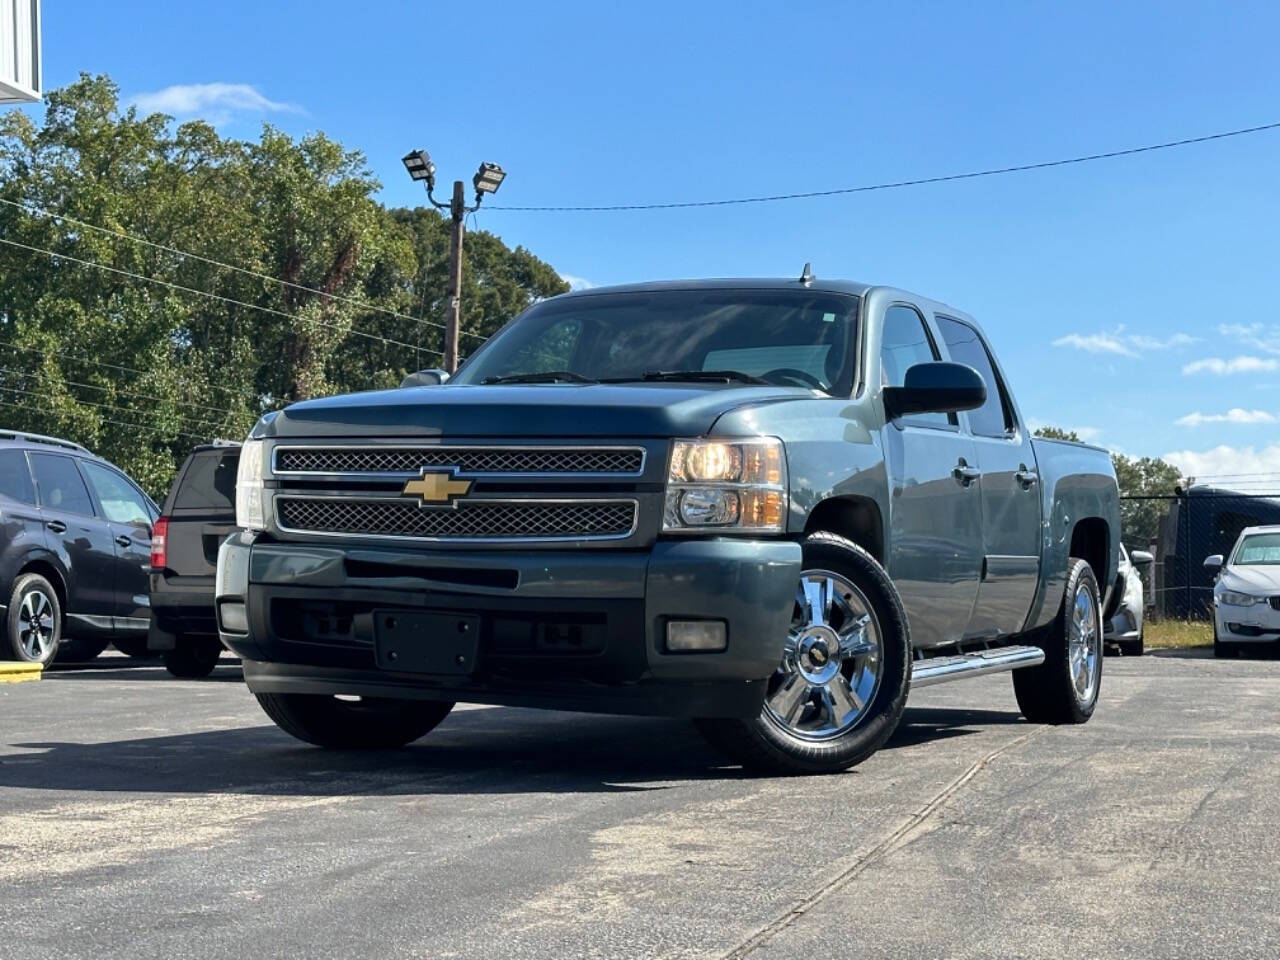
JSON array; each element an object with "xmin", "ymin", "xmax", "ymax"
[
  {"xmin": 883, "ymin": 362, "xmax": 986, "ymax": 420},
  {"xmin": 1203, "ymin": 554, "xmax": 1224, "ymax": 574},
  {"xmin": 400, "ymin": 368, "xmax": 450, "ymax": 388}
]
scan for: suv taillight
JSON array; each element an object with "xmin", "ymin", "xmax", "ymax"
[{"xmin": 151, "ymin": 516, "xmax": 169, "ymax": 570}]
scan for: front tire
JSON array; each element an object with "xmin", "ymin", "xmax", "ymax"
[
  {"xmin": 1013, "ymin": 558, "xmax": 1103, "ymax": 723},
  {"xmin": 697, "ymin": 532, "xmax": 911, "ymax": 775},
  {"xmin": 256, "ymin": 692, "xmax": 455, "ymax": 749},
  {"xmin": 6, "ymin": 574, "xmax": 62, "ymax": 664}
]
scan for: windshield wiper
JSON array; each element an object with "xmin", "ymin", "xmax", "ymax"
[
  {"xmin": 481, "ymin": 371, "xmax": 597, "ymax": 385},
  {"xmin": 613, "ymin": 369, "xmax": 769, "ymax": 385}
]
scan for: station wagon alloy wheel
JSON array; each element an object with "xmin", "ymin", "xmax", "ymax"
[
  {"xmin": 1069, "ymin": 580, "xmax": 1100, "ymax": 704},
  {"xmin": 764, "ymin": 569, "xmax": 884, "ymax": 741},
  {"xmin": 18, "ymin": 589, "xmax": 56, "ymax": 661}
]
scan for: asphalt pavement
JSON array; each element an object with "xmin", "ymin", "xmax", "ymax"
[{"xmin": 1, "ymin": 649, "xmax": 1277, "ymax": 960}]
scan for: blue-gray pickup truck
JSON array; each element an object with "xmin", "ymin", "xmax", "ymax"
[{"xmin": 217, "ymin": 276, "xmax": 1119, "ymax": 773}]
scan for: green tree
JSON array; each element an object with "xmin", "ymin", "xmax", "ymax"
[
  {"xmin": 1033, "ymin": 426, "xmax": 1181, "ymax": 549},
  {"xmin": 0, "ymin": 74, "xmax": 566, "ymax": 496}
]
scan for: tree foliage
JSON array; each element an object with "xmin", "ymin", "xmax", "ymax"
[
  {"xmin": 0, "ymin": 75, "xmax": 567, "ymax": 495},
  {"xmin": 1032, "ymin": 426, "xmax": 1182, "ymax": 549}
]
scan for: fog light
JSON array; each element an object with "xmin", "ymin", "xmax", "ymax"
[
  {"xmin": 219, "ymin": 601, "xmax": 248, "ymax": 634},
  {"xmin": 666, "ymin": 620, "xmax": 727, "ymax": 652}
]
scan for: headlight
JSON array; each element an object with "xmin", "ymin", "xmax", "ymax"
[
  {"xmin": 1219, "ymin": 589, "xmax": 1264, "ymax": 607},
  {"xmin": 235, "ymin": 438, "xmax": 267, "ymax": 530},
  {"xmin": 663, "ymin": 437, "xmax": 787, "ymax": 534}
]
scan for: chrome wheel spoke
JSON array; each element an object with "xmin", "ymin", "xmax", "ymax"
[
  {"xmin": 799, "ymin": 577, "xmax": 830, "ymax": 627},
  {"xmin": 769, "ymin": 673, "xmax": 812, "ymax": 725},
  {"xmin": 838, "ymin": 614, "xmax": 874, "ymax": 658},
  {"xmin": 821, "ymin": 675, "xmax": 861, "ymax": 726}
]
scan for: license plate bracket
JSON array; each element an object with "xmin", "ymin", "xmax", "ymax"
[{"xmin": 373, "ymin": 610, "xmax": 480, "ymax": 675}]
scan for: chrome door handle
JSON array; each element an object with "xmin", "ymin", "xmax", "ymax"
[
  {"xmin": 1015, "ymin": 465, "xmax": 1039, "ymax": 488},
  {"xmin": 46, "ymin": 520, "xmax": 67, "ymax": 534},
  {"xmin": 115, "ymin": 535, "xmax": 132, "ymax": 548},
  {"xmin": 952, "ymin": 459, "xmax": 981, "ymax": 487}
]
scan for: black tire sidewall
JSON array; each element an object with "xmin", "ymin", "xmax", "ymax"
[
  {"xmin": 1015, "ymin": 558, "xmax": 1103, "ymax": 723},
  {"xmin": 6, "ymin": 574, "xmax": 62, "ymax": 664}
]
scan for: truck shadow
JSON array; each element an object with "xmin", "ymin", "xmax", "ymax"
[{"xmin": 1, "ymin": 704, "xmax": 1026, "ymax": 797}]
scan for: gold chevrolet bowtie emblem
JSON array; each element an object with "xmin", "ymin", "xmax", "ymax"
[{"xmin": 402, "ymin": 470, "xmax": 472, "ymax": 506}]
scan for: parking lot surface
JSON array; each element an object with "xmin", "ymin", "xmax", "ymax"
[{"xmin": 1, "ymin": 650, "xmax": 1277, "ymax": 960}]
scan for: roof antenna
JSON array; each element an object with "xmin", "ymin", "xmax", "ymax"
[{"xmin": 799, "ymin": 262, "xmax": 814, "ymax": 286}]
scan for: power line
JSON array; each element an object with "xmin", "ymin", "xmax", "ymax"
[
  {"xmin": 0, "ymin": 194, "xmax": 456, "ymax": 336},
  {"xmin": 0, "ymin": 396, "xmax": 209, "ymax": 443},
  {"xmin": 0, "ymin": 381, "xmax": 226, "ymax": 432},
  {"xmin": 0, "ymin": 236, "xmax": 429, "ymax": 354},
  {"xmin": 488, "ymin": 120, "xmax": 1280, "ymax": 212},
  {"xmin": 0, "ymin": 365, "xmax": 234, "ymax": 419},
  {"xmin": 0, "ymin": 194, "xmax": 489, "ymax": 344},
  {"xmin": 0, "ymin": 340, "xmax": 260, "ymax": 404}
]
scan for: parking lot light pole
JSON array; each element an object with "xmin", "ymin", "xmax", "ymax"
[{"xmin": 402, "ymin": 150, "xmax": 506, "ymax": 373}]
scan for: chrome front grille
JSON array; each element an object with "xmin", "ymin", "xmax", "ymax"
[
  {"xmin": 275, "ymin": 496, "xmax": 638, "ymax": 542},
  {"xmin": 273, "ymin": 445, "xmax": 645, "ymax": 476}
]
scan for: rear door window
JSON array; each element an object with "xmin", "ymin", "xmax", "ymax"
[
  {"xmin": 936, "ymin": 316, "xmax": 1015, "ymax": 438},
  {"xmin": 0, "ymin": 450, "xmax": 36, "ymax": 505},
  {"xmin": 29, "ymin": 453, "xmax": 96, "ymax": 517},
  {"xmin": 173, "ymin": 451, "xmax": 238, "ymax": 511},
  {"xmin": 81, "ymin": 462, "xmax": 154, "ymax": 526}
]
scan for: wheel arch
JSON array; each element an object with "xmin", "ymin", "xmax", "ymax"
[
  {"xmin": 13, "ymin": 552, "xmax": 70, "ymax": 623},
  {"xmin": 803, "ymin": 495, "xmax": 885, "ymax": 564},
  {"xmin": 1070, "ymin": 516, "xmax": 1111, "ymax": 600}
]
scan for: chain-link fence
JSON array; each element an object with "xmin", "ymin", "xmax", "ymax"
[{"xmin": 1121, "ymin": 490, "xmax": 1280, "ymax": 621}]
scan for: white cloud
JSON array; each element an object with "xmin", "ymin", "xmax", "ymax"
[
  {"xmin": 1182, "ymin": 355, "xmax": 1280, "ymax": 375},
  {"xmin": 1163, "ymin": 444, "xmax": 1280, "ymax": 486},
  {"xmin": 1051, "ymin": 325, "xmax": 1196, "ymax": 358},
  {"xmin": 130, "ymin": 83, "xmax": 302, "ymax": 124},
  {"xmin": 1175, "ymin": 408, "xmax": 1277, "ymax": 427},
  {"xmin": 1217, "ymin": 323, "xmax": 1280, "ymax": 356},
  {"xmin": 561, "ymin": 274, "xmax": 595, "ymax": 291}
]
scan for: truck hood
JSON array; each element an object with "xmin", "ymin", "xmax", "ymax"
[{"xmin": 263, "ymin": 382, "xmax": 813, "ymax": 439}]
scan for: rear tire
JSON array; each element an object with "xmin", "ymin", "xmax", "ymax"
[
  {"xmin": 112, "ymin": 636, "xmax": 154, "ymax": 659},
  {"xmin": 1013, "ymin": 558, "xmax": 1103, "ymax": 724},
  {"xmin": 53, "ymin": 636, "xmax": 109, "ymax": 663},
  {"xmin": 5, "ymin": 574, "xmax": 62, "ymax": 664},
  {"xmin": 696, "ymin": 532, "xmax": 911, "ymax": 775},
  {"xmin": 163, "ymin": 636, "xmax": 224, "ymax": 678},
  {"xmin": 256, "ymin": 692, "xmax": 455, "ymax": 749}
]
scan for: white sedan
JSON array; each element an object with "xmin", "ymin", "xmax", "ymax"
[{"xmin": 1204, "ymin": 525, "xmax": 1280, "ymax": 658}]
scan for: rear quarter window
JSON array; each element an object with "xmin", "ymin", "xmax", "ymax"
[
  {"xmin": 174, "ymin": 451, "xmax": 238, "ymax": 510},
  {"xmin": 0, "ymin": 450, "xmax": 36, "ymax": 505}
]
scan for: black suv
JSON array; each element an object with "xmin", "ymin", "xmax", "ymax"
[
  {"xmin": 148, "ymin": 443, "xmax": 239, "ymax": 677},
  {"xmin": 0, "ymin": 431, "xmax": 158, "ymax": 664}
]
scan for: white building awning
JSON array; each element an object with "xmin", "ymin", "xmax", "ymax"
[{"xmin": 0, "ymin": 0, "xmax": 41, "ymax": 104}]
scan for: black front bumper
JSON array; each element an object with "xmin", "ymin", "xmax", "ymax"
[{"xmin": 216, "ymin": 533, "xmax": 802, "ymax": 718}]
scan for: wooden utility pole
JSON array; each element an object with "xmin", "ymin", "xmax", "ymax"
[{"xmin": 444, "ymin": 180, "xmax": 465, "ymax": 373}]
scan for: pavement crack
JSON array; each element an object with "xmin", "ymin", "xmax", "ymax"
[{"xmin": 719, "ymin": 726, "xmax": 1049, "ymax": 960}]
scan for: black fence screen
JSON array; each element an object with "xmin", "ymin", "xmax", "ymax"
[{"xmin": 1122, "ymin": 490, "xmax": 1280, "ymax": 620}]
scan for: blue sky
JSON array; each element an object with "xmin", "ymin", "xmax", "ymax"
[{"xmin": 30, "ymin": 1, "xmax": 1280, "ymax": 481}]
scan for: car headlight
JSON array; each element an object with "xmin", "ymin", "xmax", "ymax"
[
  {"xmin": 235, "ymin": 438, "xmax": 268, "ymax": 530},
  {"xmin": 1219, "ymin": 589, "xmax": 1264, "ymax": 607},
  {"xmin": 663, "ymin": 438, "xmax": 787, "ymax": 534}
]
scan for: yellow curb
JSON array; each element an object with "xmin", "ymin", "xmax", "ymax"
[{"xmin": 0, "ymin": 661, "xmax": 42, "ymax": 683}]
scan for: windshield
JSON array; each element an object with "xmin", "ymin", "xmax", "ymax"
[
  {"xmin": 453, "ymin": 288, "xmax": 859, "ymax": 394},
  {"xmin": 1233, "ymin": 532, "xmax": 1280, "ymax": 565}
]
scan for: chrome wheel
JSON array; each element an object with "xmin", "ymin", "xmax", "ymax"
[
  {"xmin": 763, "ymin": 569, "xmax": 883, "ymax": 741},
  {"xmin": 18, "ymin": 588, "xmax": 56, "ymax": 661},
  {"xmin": 1068, "ymin": 580, "xmax": 1100, "ymax": 704}
]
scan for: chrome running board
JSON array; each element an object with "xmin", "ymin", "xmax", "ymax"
[{"xmin": 911, "ymin": 645, "xmax": 1045, "ymax": 688}]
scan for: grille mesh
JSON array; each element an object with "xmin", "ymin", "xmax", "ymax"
[
  {"xmin": 276, "ymin": 497, "xmax": 636, "ymax": 540},
  {"xmin": 274, "ymin": 446, "xmax": 644, "ymax": 475}
]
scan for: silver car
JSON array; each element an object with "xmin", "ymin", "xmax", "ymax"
[
  {"xmin": 1204, "ymin": 525, "xmax": 1280, "ymax": 657},
  {"xmin": 1105, "ymin": 544, "xmax": 1150, "ymax": 656}
]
